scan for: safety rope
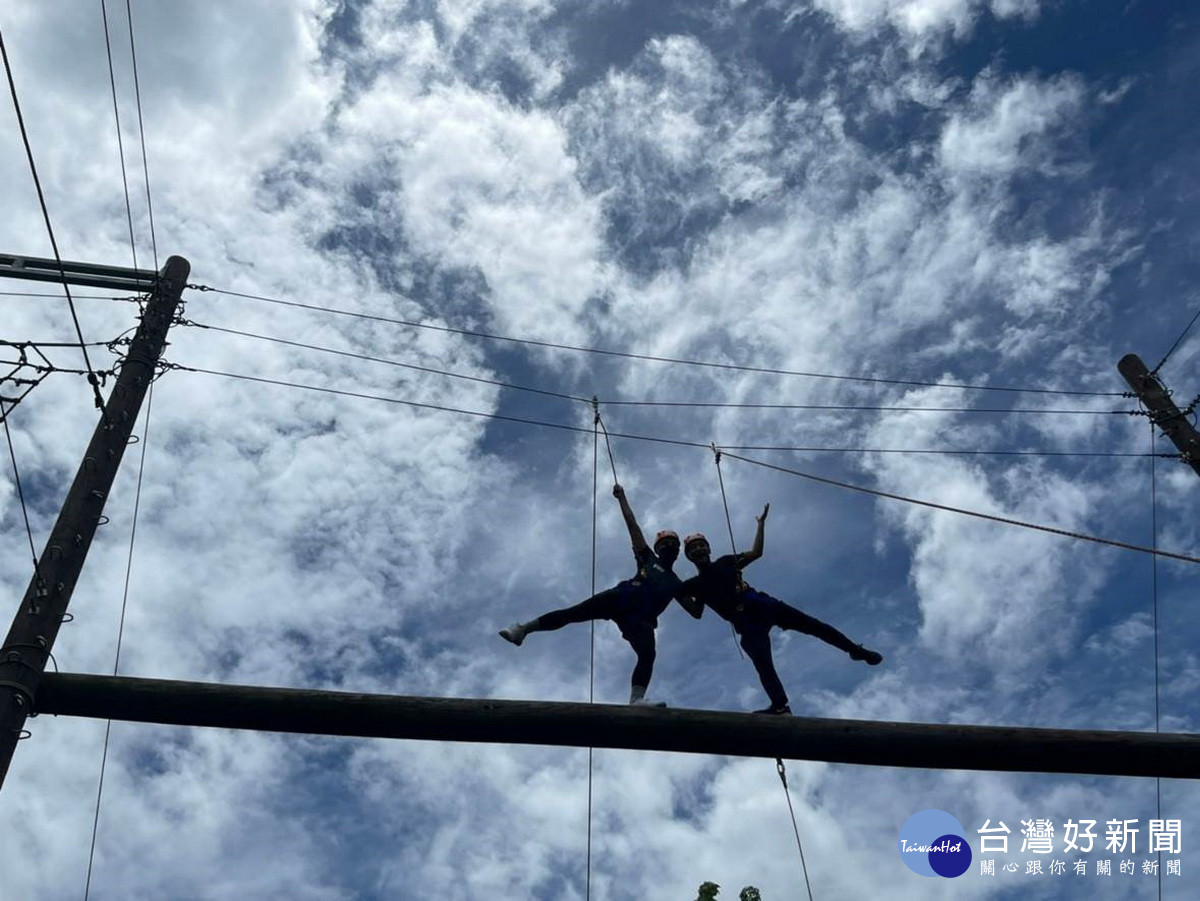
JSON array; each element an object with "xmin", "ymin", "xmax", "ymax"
[
  {"xmin": 711, "ymin": 448, "xmax": 813, "ymax": 895},
  {"xmin": 1150, "ymin": 422, "xmax": 1162, "ymax": 901},
  {"xmin": 712, "ymin": 445, "xmax": 737, "ymax": 553},
  {"xmin": 586, "ymin": 400, "xmax": 599, "ymax": 901},
  {"xmin": 710, "ymin": 447, "xmax": 745, "ymax": 659},
  {"xmin": 592, "ymin": 400, "xmax": 620, "ymax": 486},
  {"xmin": 776, "ymin": 759, "xmax": 815, "ymax": 901}
]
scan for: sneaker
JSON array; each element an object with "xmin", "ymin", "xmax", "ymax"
[
  {"xmin": 753, "ymin": 703, "xmax": 792, "ymax": 715},
  {"xmin": 849, "ymin": 644, "xmax": 883, "ymax": 665},
  {"xmin": 499, "ymin": 623, "xmax": 526, "ymax": 646},
  {"xmin": 631, "ymin": 697, "xmax": 668, "ymax": 708}
]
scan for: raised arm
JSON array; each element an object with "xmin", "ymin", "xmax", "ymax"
[
  {"xmin": 740, "ymin": 503, "xmax": 769, "ymax": 564},
  {"xmin": 612, "ymin": 484, "xmax": 649, "ymax": 554}
]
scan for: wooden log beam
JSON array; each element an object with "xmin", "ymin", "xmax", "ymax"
[{"xmin": 34, "ymin": 673, "xmax": 1200, "ymax": 779}]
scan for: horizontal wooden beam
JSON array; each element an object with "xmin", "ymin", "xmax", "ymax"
[{"xmin": 34, "ymin": 673, "xmax": 1200, "ymax": 779}]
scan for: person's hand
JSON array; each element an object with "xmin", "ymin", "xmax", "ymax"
[
  {"xmin": 757, "ymin": 503, "xmax": 770, "ymax": 523},
  {"xmin": 613, "ymin": 484, "xmax": 625, "ymax": 499}
]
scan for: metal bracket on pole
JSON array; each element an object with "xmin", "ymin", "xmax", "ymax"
[{"xmin": 0, "ymin": 253, "xmax": 159, "ymax": 293}]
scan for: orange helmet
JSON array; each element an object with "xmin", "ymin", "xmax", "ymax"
[{"xmin": 653, "ymin": 530, "xmax": 680, "ymax": 547}]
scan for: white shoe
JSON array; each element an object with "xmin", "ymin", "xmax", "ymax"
[
  {"xmin": 631, "ymin": 697, "xmax": 667, "ymax": 708},
  {"xmin": 499, "ymin": 623, "xmax": 526, "ymax": 646}
]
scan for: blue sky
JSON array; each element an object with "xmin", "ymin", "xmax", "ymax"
[{"xmin": 1, "ymin": 1, "xmax": 1199, "ymax": 898}]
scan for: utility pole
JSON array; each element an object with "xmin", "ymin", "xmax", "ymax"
[
  {"xmin": 1118, "ymin": 353, "xmax": 1200, "ymax": 478},
  {"xmin": 0, "ymin": 255, "xmax": 189, "ymax": 790}
]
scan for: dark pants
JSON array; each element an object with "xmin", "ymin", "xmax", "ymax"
[
  {"xmin": 534, "ymin": 588, "xmax": 657, "ymax": 689},
  {"xmin": 737, "ymin": 595, "xmax": 858, "ymax": 708}
]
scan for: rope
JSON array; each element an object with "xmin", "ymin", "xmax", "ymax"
[
  {"xmin": 1150, "ymin": 422, "xmax": 1162, "ymax": 901},
  {"xmin": 84, "ymin": 377, "xmax": 154, "ymax": 900},
  {"xmin": 192, "ymin": 285, "xmax": 1124, "ymax": 398},
  {"xmin": 592, "ymin": 400, "xmax": 620, "ymax": 485},
  {"xmin": 712, "ymin": 446, "xmax": 737, "ymax": 553},
  {"xmin": 718, "ymin": 450, "xmax": 1200, "ymax": 566},
  {"xmin": 709, "ymin": 446, "xmax": 745, "ymax": 659},
  {"xmin": 585, "ymin": 404, "xmax": 598, "ymax": 901},
  {"xmin": 0, "ymin": 25, "xmax": 107, "ymax": 414},
  {"xmin": 776, "ymin": 758, "xmax": 814, "ymax": 901}
]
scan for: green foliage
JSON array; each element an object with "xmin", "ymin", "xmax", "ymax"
[{"xmin": 739, "ymin": 888, "xmax": 761, "ymax": 901}]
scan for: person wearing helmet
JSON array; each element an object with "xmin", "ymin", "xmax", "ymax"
[
  {"xmin": 681, "ymin": 504, "xmax": 882, "ymax": 715},
  {"xmin": 499, "ymin": 483, "xmax": 699, "ymax": 706}
]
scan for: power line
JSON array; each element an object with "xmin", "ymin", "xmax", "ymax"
[
  {"xmin": 166, "ymin": 364, "xmax": 1197, "ymax": 562},
  {"xmin": 187, "ymin": 320, "xmax": 1136, "ymax": 416},
  {"xmin": 1, "ymin": 392, "xmax": 42, "ymax": 587},
  {"xmin": 169, "ymin": 364, "xmax": 1158, "ymax": 459},
  {"xmin": 101, "ymin": 0, "xmax": 138, "ymax": 271},
  {"xmin": 191, "ymin": 284, "xmax": 1126, "ymax": 398},
  {"xmin": 1152, "ymin": 304, "xmax": 1200, "ymax": 375},
  {"xmin": 124, "ymin": 0, "xmax": 157, "ymax": 271},
  {"xmin": 189, "ymin": 322, "xmax": 587, "ymax": 403},
  {"xmin": 0, "ymin": 25, "xmax": 108, "ymax": 413}
]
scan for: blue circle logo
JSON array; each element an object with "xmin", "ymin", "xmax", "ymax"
[{"xmin": 898, "ymin": 809, "xmax": 972, "ymax": 878}]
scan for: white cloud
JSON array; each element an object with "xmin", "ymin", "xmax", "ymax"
[
  {"xmin": 2, "ymin": 1, "xmax": 1195, "ymax": 898},
  {"xmin": 810, "ymin": 0, "xmax": 1041, "ymax": 52},
  {"xmin": 939, "ymin": 73, "xmax": 1086, "ymax": 177}
]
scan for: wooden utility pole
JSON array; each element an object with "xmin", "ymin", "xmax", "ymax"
[
  {"xmin": 34, "ymin": 672, "xmax": 1200, "ymax": 779},
  {"xmin": 0, "ymin": 255, "xmax": 189, "ymax": 790},
  {"xmin": 1119, "ymin": 353, "xmax": 1200, "ymax": 477}
]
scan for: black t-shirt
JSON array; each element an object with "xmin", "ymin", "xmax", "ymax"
[
  {"xmin": 680, "ymin": 553, "xmax": 755, "ymax": 623},
  {"xmin": 616, "ymin": 545, "xmax": 686, "ymax": 624}
]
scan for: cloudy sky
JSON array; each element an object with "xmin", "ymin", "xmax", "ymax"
[{"xmin": 2, "ymin": 0, "xmax": 1199, "ymax": 898}]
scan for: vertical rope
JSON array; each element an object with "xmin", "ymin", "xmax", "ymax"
[
  {"xmin": 586, "ymin": 399, "xmax": 598, "ymax": 901},
  {"xmin": 776, "ymin": 759, "xmax": 815, "ymax": 901},
  {"xmin": 710, "ymin": 445, "xmax": 743, "ymax": 658},
  {"xmin": 84, "ymin": 379, "xmax": 154, "ymax": 899},
  {"xmin": 1149, "ymin": 422, "xmax": 1162, "ymax": 901},
  {"xmin": 713, "ymin": 445, "xmax": 813, "ymax": 896},
  {"xmin": 711, "ymin": 444, "xmax": 737, "ymax": 552}
]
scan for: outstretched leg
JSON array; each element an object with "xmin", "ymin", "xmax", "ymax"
[
  {"xmin": 739, "ymin": 625, "xmax": 790, "ymax": 713},
  {"xmin": 765, "ymin": 597, "xmax": 882, "ymax": 665},
  {"xmin": 620, "ymin": 623, "xmax": 664, "ymax": 706},
  {"xmin": 500, "ymin": 587, "xmax": 627, "ymax": 645}
]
